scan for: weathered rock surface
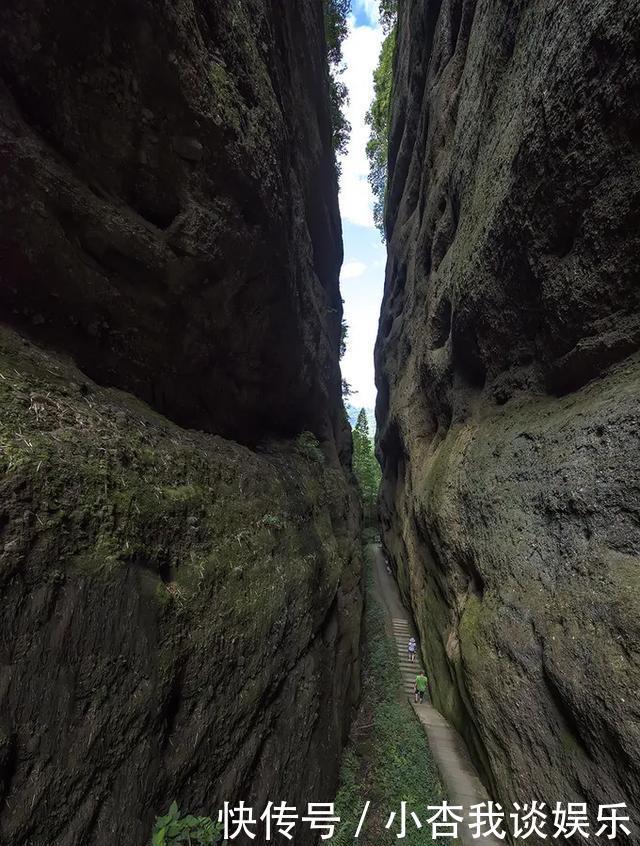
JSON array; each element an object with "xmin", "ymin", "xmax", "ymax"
[
  {"xmin": 0, "ymin": 2, "xmax": 362, "ymax": 844},
  {"xmin": 376, "ymin": 0, "xmax": 640, "ymax": 836},
  {"xmin": 0, "ymin": 329, "xmax": 361, "ymax": 845},
  {"xmin": 0, "ymin": 0, "xmax": 344, "ymax": 447}
]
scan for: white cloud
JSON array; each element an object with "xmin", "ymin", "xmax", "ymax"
[
  {"xmin": 359, "ymin": 0, "xmax": 379, "ymax": 25},
  {"xmin": 338, "ymin": 15, "xmax": 384, "ymax": 229},
  {"xmin": 341, "ymin": 260, "xmax": 367, "ymax": 280}
]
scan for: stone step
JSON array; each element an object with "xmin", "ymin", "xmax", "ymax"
[{"xmin": 380, "ymin": 548, "xmax": 501, "ymax": 846}]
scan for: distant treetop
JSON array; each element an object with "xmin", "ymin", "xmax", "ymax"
[
  {"xmin": 323, "ymin": 0, "xmax": 352, "ymax": 158},
  {"xmin": 366, "ymin": 0, "xmax": 397, "ymax": 237}
]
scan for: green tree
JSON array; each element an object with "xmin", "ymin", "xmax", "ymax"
[
  {"xmin": 323, "ymin": 0, "xmax": 351, "ymax": 157},
  {"xmin": 378, "ymin": 0, "xmax": 397, "ymax": 33},
  {"xmin": 340, "ymin": 318, "xmax": 348, "ymax": 359},
  {"xmin": 352, "ymin": 409, "xmax": 381, "ymax": 525},
  {"xmin": 366, "ymin": 1, "xmax": 397, "ymax": 236},
  {"xmin": 324, "ymin": 0, "xmax": 350, "ymax": 64}
]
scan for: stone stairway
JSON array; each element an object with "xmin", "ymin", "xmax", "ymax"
[
  {"xmin": 391, "ymin": 616, "xmax": 423, "ymax": 699},
  {"xmin": 378, "ymin": 557, "xmax": 503, "ymax": 846}
]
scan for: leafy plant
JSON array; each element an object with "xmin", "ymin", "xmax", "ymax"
[
  {"xmin": 366, "ymin": 2, "xmax": 397, "ymax": 236},
  {"xmin": 323, "ymin": 0, "xmax": 352, "ymax": 157},
  {"xmin": 340, "ymin": 318, "xmax": 349, "ymax": 359},
  {"xmin": 296, "ymin": 431, "xmax": 324, "ymax": 463},
  {"xmin": 260, "ymin": 513, "xmax": 285, "ymax": 531},
  {"xmin": 352, "ymin": 409, "xmax": 381, "ymax": 525},
  {"xmin": 152, "ymin": 802, "xmax": 222, "ymax": 846},
  {"xmin": 378, "ymin": 0, "xmax": 398, "ymax": 34},
  {"xmin": 324, "ymin": 0, "xmax": 350, "ymax": 64}
]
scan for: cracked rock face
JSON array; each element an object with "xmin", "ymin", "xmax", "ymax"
[
  {"xmin": 0, "ymin": 2, "xmax": 362, "ymax": 844},
  {"xmin": 376, "ymin": 0, "xmax": 640, "ymax": 834}
]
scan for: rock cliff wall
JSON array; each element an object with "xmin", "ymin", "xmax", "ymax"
[
  {"xmin": 0, "ymin": 0, "xmax": 345, "ymax": 447},
  {"xmin": 376, "ymin": 0, "xmax": 640, "ymax": 833},
  {"xmin": 0, "ymin": 2, "xmax": 362, "ymax": 844}
]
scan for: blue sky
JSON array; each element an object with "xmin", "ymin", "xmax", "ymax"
[{"xmin": 338, "ymin": 0, "xmax": 385, "ymax": 410}]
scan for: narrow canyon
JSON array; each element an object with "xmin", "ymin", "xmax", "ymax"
[{"xmin": 0, "ymin": 0, "xmax": 638, "ymax": 844}]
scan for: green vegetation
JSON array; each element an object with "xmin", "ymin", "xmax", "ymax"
[
  {"xmin": 0, "ymin": 323, "xmax": 353, "ymax": 771},
  {"xmin": 378, "ymin": 0, "xmax": 398, "ymax": 32},
  {"xmin": 296, "ymin": 430, "xmax": 324, "ymax": 462},
  {"xmin": 323, "ymin": 0, "xmax": 351, "ymax": 157},
  {"xmin": 340, "ymin": 318, "xmax": 349, "ymax": 359},
  {"xmin": 352, "ymin": 409, "xmax": 381, "ymax": 525},
  {"xmin": 324, "ymin": 0, "xmax": 350, "ymax": 64},
  {"xmin": 366, "ymin": 2, "xmax": 397, "ymax": 235},
  {"xmin": 152, "ymin": 803, "xmax": 222, "ymax": 845},
  {"xmin": 333, "ymin": 552, "xmax": 444, "ymax": 844}
]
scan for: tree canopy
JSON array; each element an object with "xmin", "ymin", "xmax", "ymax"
[
  {"xmin": 365, "ymin": 1, "xmax": 397, "ymax": 236},
  {"xmin": 323, "ymin": 0, "xmax": 351, "ymax": 157},
  {"xmin": 352, "ymin": 408, "xmax": 381, "ymax": 525}
]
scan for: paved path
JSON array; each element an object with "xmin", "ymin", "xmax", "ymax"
[{"xmin": 371, "ymin": 544, "xmax": 502, "ymax": 846}]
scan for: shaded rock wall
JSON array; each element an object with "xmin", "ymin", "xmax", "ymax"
[
  {"xmin": 0, "ymin": 0, "xmax": 344, "ymax": 446},
  {"xmin": 0, "ymin": 2, "xmax": 362, "ymax": 844},
  {"xmin": 0, "ymin": 330, "xmax": 362, "ymax": 845},
  {"xmin": 376, "ymin": 0, "xmax": 640, "ymax": 834}
]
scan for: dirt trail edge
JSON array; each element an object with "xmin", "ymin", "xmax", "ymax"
[{"xmin": 370, "ymin": 543, "xmax": 502, "ymax": 846}]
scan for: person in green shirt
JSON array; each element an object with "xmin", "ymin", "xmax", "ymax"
[{"xmin": 414, "ymin": 670, "xmax": 428, "ymax": 703}]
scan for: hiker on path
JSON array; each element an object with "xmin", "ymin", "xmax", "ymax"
[
  {"xmin": 414, "ymin": 669, "xmax": 427, "ymax": 703},
  {"xmin": 407, "ymin": 636, "xmax": 417, "ymax": 662}
]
